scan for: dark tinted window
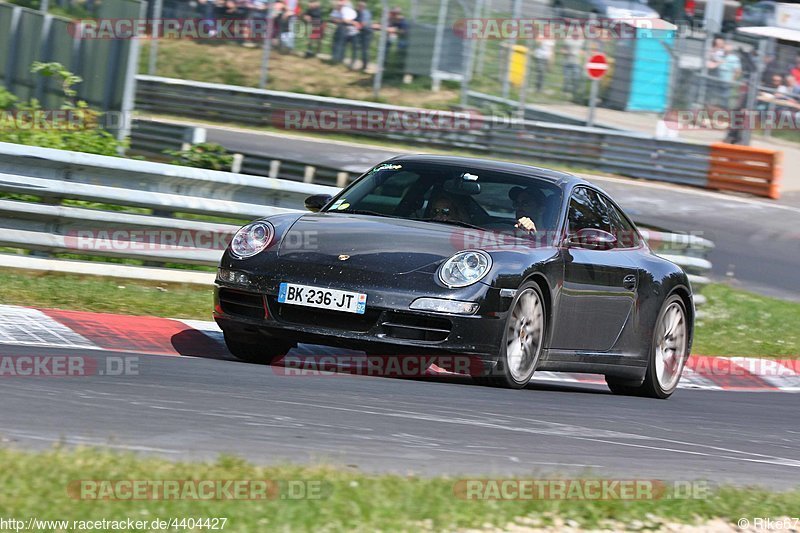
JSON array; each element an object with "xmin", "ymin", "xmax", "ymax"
[
  {"xmin": 325, "ymin": 162, "xmax": 564, "ymax": 234},
  {"xmin": 567, "ymin": 187, "xmax": 611, "ymax": 234},
  {"xmin": 597, "ymin": 193, "xmax": 641, "ymax": 248}
]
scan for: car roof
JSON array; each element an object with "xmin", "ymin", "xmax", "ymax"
[{"xmin": 385, "ymin": 154, "xmax": 587, "ymax": 189}]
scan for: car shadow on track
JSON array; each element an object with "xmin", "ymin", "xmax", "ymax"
[
  {"xmin": 170, "ymin": 329, "xmax": 236, "ymax": 360},
  {"xmin": 168, "ymin": 332, "xmax": 611, "ymax": 395}
]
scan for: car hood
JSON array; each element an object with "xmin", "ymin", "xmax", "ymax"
[
  {"xmin": 277, "ymin": 213, "xmax": 539, "ymax": 275},
  {"xmin": 278, "ymin": 213, "xmax": 478, "ymax": 274}
]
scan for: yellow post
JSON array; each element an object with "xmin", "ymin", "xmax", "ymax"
[{"xmin": 508, "ymin": 44, "xmax": 529, "ymax": 88}]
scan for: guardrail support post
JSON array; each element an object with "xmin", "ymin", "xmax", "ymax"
[
  {"xmin": 336, "ymin": 172, "xmax": 349, "ymax": 188},
  {"xmin": 269, "ymin": 160, "xmax": 281, "ymax": 179},
  {"xmin": 231, "ymin": 154, "xmax": 243, "ymax": 174},
  {"xmin": 304, "ymin": 166, "xmax": 316, "ymax": 183}
]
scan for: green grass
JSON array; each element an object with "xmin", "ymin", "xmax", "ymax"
[
  {"xmin": 1, "ymin": 267, "xmax": 798, "ymax": 357},
  {"xmin": 693, "ymin": 284, "xmax": 800, "ymax": 358},
  {"xmin": 0, "ymin": 447, "xmax": 797, "ymax": 532},
  {"xmin": 0, "ymin": 268, "xmax": 214, "ymax": 320}
]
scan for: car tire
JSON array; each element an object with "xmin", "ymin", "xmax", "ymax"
[
  {"xmin": 224, "ymin": 333, "xmax": 295, "ymax": 365},
  {"xmin": 607, "ymin": 294, "xmax": 689, "ymax": 399},
  {"xmin": 480, "ymin": 282, "xmax": 547, "ymax": 389}
]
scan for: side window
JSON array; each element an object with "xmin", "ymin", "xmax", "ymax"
[
  {"xmin": 597, "ymin": 194, "xmax": 641, "ymax": 249},
  {"xmin": 567, "ymin": 187, "xmax": 611, "ymax": 234}
]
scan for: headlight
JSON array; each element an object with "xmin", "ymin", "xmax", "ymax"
[
  {"xmin": 410, "ymin": 298, "xmax": 479, "ymax": 315},
  {"xmin": 217, "ymin": 268, "xmax": 251, "ymax": 285},
  {"xmin": 230, "ymin": 221, "xmax": 274, "ymax": 258},
  {"xmin": 439, "ymin": 250, "xmax": 492, "ymax": 288}
]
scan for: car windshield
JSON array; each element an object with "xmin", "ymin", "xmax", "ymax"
[{"xmin": 323, "ymin": 161, "xmax": 564, "ymax": 240}]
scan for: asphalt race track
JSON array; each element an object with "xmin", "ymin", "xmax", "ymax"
[
  {"xmin": 1, "ymin": 128, "xmax": 797, "ymax": 492},
  {"xmin": 207, "ymin": 127, "xmax": 800, "ymax": 301},
  {"xmin": 1, "ymin": 343, "xmax": 798, "ymax": 488}
]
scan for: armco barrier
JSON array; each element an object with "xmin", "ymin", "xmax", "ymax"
[
  {"xmin": 708, "ymin": 143, "xmax": 782, "ymax": 199},
  {"xmin": 133, "ymin": 76, "xmax": 782, "ymax": 198},
  {"xmin": 129, "ymin": 118, "xmax": 206, "ymax": 157},
  {"xmin": 0, "ymin": 141, "xmax": 712, "ymax": 301}
]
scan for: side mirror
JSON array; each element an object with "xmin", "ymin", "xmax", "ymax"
[
  {"xmin": 565, "ymin": 228, "xmax": 617, "ymax": 250},
  {"xmin": 304, "ymin": 194, "xmax": 332, "ymax": 213}
]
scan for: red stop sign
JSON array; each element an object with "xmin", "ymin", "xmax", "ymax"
[{"xmin": 586, "ymin": 53, "xmax": 608, "ymax": 80}]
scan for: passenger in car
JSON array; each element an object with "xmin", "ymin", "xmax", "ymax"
[{"xmin": 509, "ymin": 186, "xmax": 546, "ymax": 233}]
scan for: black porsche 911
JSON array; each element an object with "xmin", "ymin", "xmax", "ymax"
[{"xmin": 214, "ymin": 155, "xmax": 694, "ymax": 398}]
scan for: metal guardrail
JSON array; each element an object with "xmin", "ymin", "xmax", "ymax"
[
  {"xmin": 0, "ymin": 140, "xmax": 336, "ymax": 267},
  {"xmin": 129, "ymin": 118, "xmax": 355, "ymax": 187},
  {"xmin": 0, "ymin": 141, "xmax": 712, "ymax": 302},
  {"xmin": 129, "ymin": 117, "xmax": 708, "ymax": 190},
  {"xmin": 466, "ymin": 91, "xmax": 622, "ymax": 130},
  {"xmin": 130, "ymin": 118, "xmax": 207, "ymax": 157},
  {"xmin": 134, "ymin": 75, "xmax": 714, "ymax": 189}
]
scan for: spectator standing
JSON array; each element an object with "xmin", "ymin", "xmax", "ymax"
[
  {"xmin": 197, "ymin": 0, "xmax": 217, "ymax": 35},
  {"xmin": 355, "ymin": 1, "xmax": 373, "ymax": 71},
  {"xmin": 330, "ymin": 0, "xmax": 357, "ymax": 64},
  {"xmin": 560, "ymin": 38, "xmax": 583, "ymax": 96},
  {"xmin": 786, "ymin": 75, "xmax": 800, "ymax": 98},
  {"xmin": 269, "ymin": 1, "xmax": 286, "ymax": 48},
  {"xmin": 790, "ymin": 53, "xmax": 800, "ymax": 84},
  {"xmin": 532, "ymin": 40, "xmax": 554, "ymax": 93},
  {"xmin": 715, "ymin": 44, "xmax": 742, "ymax": 108},
  {"xmin": 378, "ymin": 7, "xmax": 408, "ymax": 79},
  {"xmin": 242, "ymin": 0, "xmax": 268, "ymax": 48},
  {"xmin": 303, "ymin": 0, "xmax": 324, "ymax": 58},
  {"xmin": 705, "ymin": 36, "xmax": 727, "ymax": 104},
  {"xmin": 760, "ymin": 54, "xmax": 780, "ymax": 86},
  {"xmin": 343, "ymin": 1, "xmax": 360, "ymax": 67},
  {"xmin": 279, "ymin": 0, "xmax": 299, "ymax": 51},
  {"xmin": 220, "ymin": 0, "xmax": 248, "ymax": 44},
  {"xmin": 384, "ymin": 7, "xmax": 408, "ymax": 61},
  {"xmin": 330, "ymin": 0, "xmax": 345, "ymax": 63}
]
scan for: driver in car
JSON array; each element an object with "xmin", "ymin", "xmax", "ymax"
[
  {"xmin": 509, "ymin": 186, "xmax": 545, "ymax": 234},
  {"xmin": 427, "ymin": 194, "xmax": 469, "ymax": 224}
]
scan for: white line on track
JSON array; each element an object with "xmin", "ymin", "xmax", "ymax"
[
  {"xmin": 266, "ymin": 399, "xmax": 800, "ymax": 470},
  {"xmin": 0, "ymin": 430, "xmax": 183, "ymax": 454}
]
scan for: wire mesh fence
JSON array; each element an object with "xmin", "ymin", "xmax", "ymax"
[{"xmin": 136, "ymin": 0, "xmax": 789, "ymax": 145}]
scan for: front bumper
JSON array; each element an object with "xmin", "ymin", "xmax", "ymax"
[{"xmin": 213, "ymin": 281, "xmax": 510, "ymax": 358}]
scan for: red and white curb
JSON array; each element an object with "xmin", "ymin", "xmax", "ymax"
[{"xmin": 0, "ymin": 305, "xmax": 797, "ymax": 392}]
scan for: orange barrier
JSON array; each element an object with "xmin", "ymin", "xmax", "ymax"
[{"xmin": 707, "ymin": 143, "xmax": 782, "ymax": 199}]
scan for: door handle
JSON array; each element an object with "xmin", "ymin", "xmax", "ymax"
[{"xmin": 623, "ymin": 274, "xmax": 637, "ymax": 291}]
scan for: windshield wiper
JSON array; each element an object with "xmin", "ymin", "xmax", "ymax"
[{"xmin": 417, "ymin": 218, "xmax": 485, "ymax": 230}]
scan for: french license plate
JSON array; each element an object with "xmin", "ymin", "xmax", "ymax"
[{"xmin": 277, "ymin": 283, "xmax": 367, "ymax": 314}]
